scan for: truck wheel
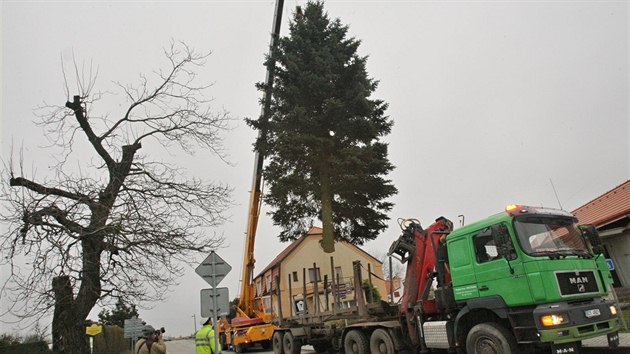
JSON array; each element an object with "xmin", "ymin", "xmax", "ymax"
[
  {"xmin": 261, "ymin": 339, "xmax": 271, "ymax": 350},
  {"xmin": 235, "ymin": 343, "xmax": 245, "ymax": 354},
  {"xmin": 344, "ymin": 330, "xmax": 369, "ymax": 354},
  {"xmin": 283, "ymin": 332, "xmax": 301, "ymax": 354},
  {"xmin": 272, "ymin": 332, "xmax": 284, "ymax": 354},
  {"xmin": 370, "ymin": 328, "xmax": 395, "ymax": 354},
  {"xmin": 466, "ymin": 323, "xmax": 518, "ymax": 354}
]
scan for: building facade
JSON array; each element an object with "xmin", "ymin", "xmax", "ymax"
[
  {"xmin": 572, "ymin": 180, "xmax": 630, "ymax": 288},
  {"xmin": 252, "ymin": 227, "xmax": 386, "ymax": 319},
  {"xmin": 385, "ymin": 276, "xmax": 403, "ymax": 303}
]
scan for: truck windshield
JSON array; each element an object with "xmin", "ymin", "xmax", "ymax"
[{"xmin": 514, "ymin": 216, "xmax": 590, "ymax": 258}]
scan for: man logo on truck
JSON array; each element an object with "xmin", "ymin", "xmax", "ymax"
[{"xmin": 568, "ymin": 276, "xmax": 589, "ymax": 284}]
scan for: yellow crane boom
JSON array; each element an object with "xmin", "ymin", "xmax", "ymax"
[{"xmin": 237, "ymin": 0, "xmax": 284, "ymax": 318}]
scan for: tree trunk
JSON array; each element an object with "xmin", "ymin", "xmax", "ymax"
[
  {"xmin": 319, "ymin": 162, "xmax": 335, "ymax": 253},
  {"xmin": 52, "ymin": 276, "xmax": 90, "ymax": 354}
]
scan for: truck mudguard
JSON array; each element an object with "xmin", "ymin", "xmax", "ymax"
[{"xmin": 454, "ymin": 296, "xmax": 509, "ymax": 336}]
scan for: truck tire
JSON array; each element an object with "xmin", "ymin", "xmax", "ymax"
[
  {"xmin": 370, "ymin": 328, "xmax": 395, "ymax": 354},
  {"xmin": 235, "ymin": 343, "xmax": 245, "ymax": 354},
  {"xmin": 466, "ymin": 322, "xmax": 518, "ymax": 354},
  {"xmin": 272, "ymin": 332, "xmax": 284, "ymax": 354},
  {"xmin": 261, "ymin": 340, "xmax": 271, "ymax": 350},
  {"xmin": 344, "ymin": 330, "xmax": 370, "ymax": 354},
  {"xmin": 283, "ymin": 332, "xmax": 301, "ymax": 354}
]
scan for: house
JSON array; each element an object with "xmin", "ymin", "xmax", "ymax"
[
  {"xmin": 385, "ymin": 276, "xmax": 404, "ymax": 303},
  {"xmin": 252, "ymin": 226, "xmax": 386, "ymax": 318},
  {"xmin": 572, "ymin": 180, "xmax": 630, "ymax": 288}
]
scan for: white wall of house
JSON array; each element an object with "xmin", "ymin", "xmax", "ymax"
[{"xmin": 603, "ymin": 232, "xmax": 630, "ymax": 288}]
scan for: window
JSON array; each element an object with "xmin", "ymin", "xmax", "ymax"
[
  {"xmin": 473, "ymin": 228, "xmax": 499, "ymax": 263},
  {"xmin": 292, "ymin": 271, "xmax": 298, "ymax": 282},
  {"xmin": 262, "ymin": 296, "xmax": 272, "ymax": 312},
  {"xmin": 308, "ymin": 267, "xmax": 321, "ymax": 282},
  {"xmin": 514, "ymin": 216, "xmax": 588, "ymax": 256}
]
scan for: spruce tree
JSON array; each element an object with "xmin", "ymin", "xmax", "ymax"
[
  {"xmin": 98, "ymin": 299, "xmax": 140, "ymax": 327},
  {"xmin": 248, "ymin": 1, "xmax": 397, "ymax": 252}
]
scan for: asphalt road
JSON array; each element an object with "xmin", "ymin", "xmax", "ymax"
[
  {"xmin": 164, "ymin": 339, "xmax": 316, "ymax": 354},
  {"xmin": 164, "ymin": 329, "xmax": 630, "ymax": 354}
]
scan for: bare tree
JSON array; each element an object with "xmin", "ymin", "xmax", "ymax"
[
  {"xmin": 0, "ymin": 43, "xmax": 232, "ymax": 354},
  {"xmin": 372, "ymin": 250, "xmax": 406, "ymax": 281}
]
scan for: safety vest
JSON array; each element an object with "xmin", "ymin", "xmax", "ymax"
[{"xmin": 195, "ymin": 325, "xmax": 219, "ymax": 354}]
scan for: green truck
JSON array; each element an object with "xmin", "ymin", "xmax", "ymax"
[
  {"xmin": 271, "ymin": 204, "xmax": 621, "ymax": 354},
  {"xmin": 433, "ymin": 204, "xmax": 620, "ymax": 353}
]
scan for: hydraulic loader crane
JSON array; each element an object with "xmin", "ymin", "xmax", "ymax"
[{"xmin": 224, "ymin": 1, "xmax": 284, "ymax": 352}]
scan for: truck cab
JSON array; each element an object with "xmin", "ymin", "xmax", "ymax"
[{"xmin": 448, "ymin": 204, "xmax": 620, "ymax": 353}]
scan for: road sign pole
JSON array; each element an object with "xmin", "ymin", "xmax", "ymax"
[
  {"xmin": 123, "ymin": 317, "xmax": 144, "ymax": 352},
  {"xmin": 196, "ymin": 251, "xmax": 231, "ymax": 353},
  {"xmin": 212, "ymin": 255, "xmax": 220, "ymax": 352}
]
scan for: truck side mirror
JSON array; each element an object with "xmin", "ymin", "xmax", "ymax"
[
  {"xmin": 492, "ymin": 224, "xmax": 516, "ymax": 260},
  {"xmin": 579, "ymin": 225, "xmax": 604, "ymax": 255}
]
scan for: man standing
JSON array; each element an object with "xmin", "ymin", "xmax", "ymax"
[
  {"xmin": 135, "ymin": 325, "xmax": 167, "ymax": 354},
  {"xmin": 196, "ymin": 318, "xmax": 221, "ymax": 354}
]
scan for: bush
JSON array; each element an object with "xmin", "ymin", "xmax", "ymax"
[
  {"xmin": 93, "ymin": 325, "xmax": 131, "ymax": 354},
  {"xmin": 0, "ymin": 340, "xmax": 51, "ymax": 354},
  {"xmin": 621, "ymin": 308, "xmax": 630, "ymax": 333},
  {"xmin": 362, "ymin": 280, "xmax": 381, "ymax": 303},
  {"xmin": 0, "ymin": 334, "xmax": 21, "ymax": 347}
]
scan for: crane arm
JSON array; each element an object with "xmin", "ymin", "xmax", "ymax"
[{"xmin": 237, "ymin": 0, "xmax": 285, "ymax": 318}]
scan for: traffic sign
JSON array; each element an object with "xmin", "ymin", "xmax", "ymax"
[
  {"xmin": 294, "ymin": 299, "xmax": 305, "ymax": 314},
  {"xmin": 606, "ymin": 258, "xmax": 615, "ymax": 271},
  {"xmin": 196, "ymin": 251, "xmax": 232, "ymax": 287},
  {"xmin": 200, "ymin": 287, "xmax": 230, "ymax": 317},
  {"xmin": 123, "ymin": 317, "xmax": 145, "ymax": 339},
  {"xmin": 86, "ymin": 324, "xmax": 102, "ymax": 336}
]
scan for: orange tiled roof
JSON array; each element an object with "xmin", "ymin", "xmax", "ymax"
[{"xmin": 572, "ymin": 180, "xmax": 630, "ymax": 226}]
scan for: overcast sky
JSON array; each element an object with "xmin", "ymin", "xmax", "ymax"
[{"xmin": 1, "ymin": 0, "xmax": 628, "ymax": 337}]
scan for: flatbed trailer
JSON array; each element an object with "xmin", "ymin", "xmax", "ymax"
[{"xmin": 272, "ymin": 287, "xmax": 404, "ymax": 354}]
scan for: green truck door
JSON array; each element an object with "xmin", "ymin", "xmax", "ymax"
[{"xmin": 471, "ymin": 228, "xmax": 533, "ymax": 306}]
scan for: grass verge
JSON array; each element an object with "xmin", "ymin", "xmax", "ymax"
[{"xmin": 620, "ymin": 308, "xmax": 629, "ymax": 333}]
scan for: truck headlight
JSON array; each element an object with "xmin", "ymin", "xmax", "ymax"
[
  {"xmin": 610, "ymin": 305, "xmax": 618, "ymax": 316},
  {"xmin": 541, "ymin": 314, "xmax": 568, "ymax": 327}
]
